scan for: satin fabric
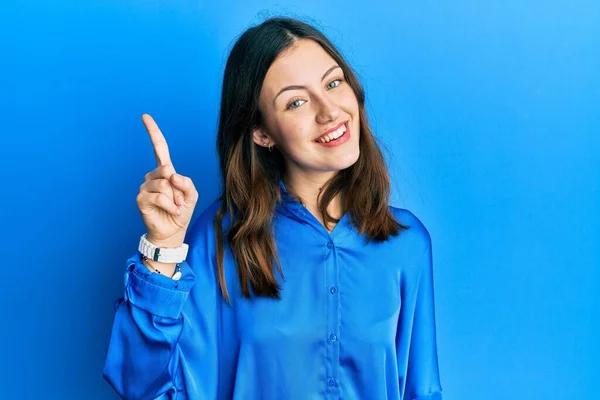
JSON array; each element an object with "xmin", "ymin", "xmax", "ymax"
[{"xmin": 103, "ymin": 181, "xmax": 443, "ymax": 399}]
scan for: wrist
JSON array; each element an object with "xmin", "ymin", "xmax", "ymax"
[
  {"xmin": 146, "ymin": 232, "xmax": 186, "ymax": 248},
  {"xmin": 142, "ymin": 255, "xmax": 182, "ymax": 281},
  {"xmin": 139, "ymin": 233, "xmax": 189, "ymax": 264}
]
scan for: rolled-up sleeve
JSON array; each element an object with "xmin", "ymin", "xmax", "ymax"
[
  {"xmin": 123, "ymin": 252, "xmax": 196, "ymax": 319},
  {"xmin": 103, "ymin": 202, "xmax": 223, "ymax": 400}
]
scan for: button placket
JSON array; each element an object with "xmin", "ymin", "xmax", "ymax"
[{"xmin": 325, "ymin": 239, "xmax": 340, "ymax": 394}]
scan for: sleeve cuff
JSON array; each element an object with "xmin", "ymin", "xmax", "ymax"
[{"xmin": 123, "ymin": 252, "xmax": 196, "ymax": 319}]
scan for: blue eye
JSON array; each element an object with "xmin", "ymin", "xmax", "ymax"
[
  {"xmin": 287, "ymin": 98, "xmax": 305, "ymax": 110},
  {"xmin": 286, "ymin": 78, "xmax": 343, "ymax": 110},
  {"xmin": 327, "ymin": 79, "xmax": 342, "ymax": 89}
]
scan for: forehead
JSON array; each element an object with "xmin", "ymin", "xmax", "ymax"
[{"xmin": 261, "ymin": 39, "xmax": 337, "ymax": 97}]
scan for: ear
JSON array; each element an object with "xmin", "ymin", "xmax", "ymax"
[{"xmin": 252, "ymin": 126, "xmax": 274, "ymax": 148}]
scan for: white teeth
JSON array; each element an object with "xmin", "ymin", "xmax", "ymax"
[{"xmin": 317, "ymin": 124, "xmax": 347, "ymax": 143}]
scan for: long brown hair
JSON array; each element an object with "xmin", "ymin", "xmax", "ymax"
[{"xmin": 214, "ymin": 17, "xmax": 408, "ymax": 302}]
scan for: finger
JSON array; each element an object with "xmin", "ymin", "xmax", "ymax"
[
  {"xmin": 140, "ymin": 178, "xmax": 174, "ymax": 201},
  {"xmin": 144, "ymin": 165, "xmax": 185, "ymax": 205},
  {"xmin": 170, "ymin": 174, "xmax": 199, "ymax": 204},
  {"xmin": 151, "ymin": 193, "xmax": 181, "ymax": 216},
  {"xmin": 144, "ymin": 164, "xmax": 176, "ymax": 182},
  {"xmin": 142, "ymin": 114, "xmax": 173, "ymax": 167},
  {"xmin": 138, "ymin": 192, "xmax": 180, "ymax": 216}
]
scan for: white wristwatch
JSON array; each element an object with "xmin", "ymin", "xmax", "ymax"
[{"xmin": 138, "ymin": 233, "xmax": 189, "ymax": 264}]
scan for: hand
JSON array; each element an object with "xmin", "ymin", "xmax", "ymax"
[{"xmin": 136, "ymin": 114, "xmax": 199, "ymax": 247}]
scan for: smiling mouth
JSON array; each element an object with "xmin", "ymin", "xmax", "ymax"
[{"xmin": 314, "ymin": 122, "xmax": 348, "ymax": 143}]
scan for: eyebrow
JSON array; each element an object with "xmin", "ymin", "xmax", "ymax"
[{"xmin": 273, "ymin": 65, "xmax": 341, "ymax": 105}]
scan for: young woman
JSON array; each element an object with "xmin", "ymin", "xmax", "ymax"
[{"xmin": 103, "ymin": 17, "xmax": 443, "ymax": 400}]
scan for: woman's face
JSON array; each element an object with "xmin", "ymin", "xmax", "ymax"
[{"xmin": 254, "ymin": 39, "xmax": 361, "ymax": 181}]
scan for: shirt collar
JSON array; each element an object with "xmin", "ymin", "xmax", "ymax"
[
  {"xmin": 275, "ymin": 179, "xmax": 353, "ymax": 243},
  {"xmin": 276, "ymin": 179, "xmax": 305, "ymax": 213}
]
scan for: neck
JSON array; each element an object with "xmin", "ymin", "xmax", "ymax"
[{"xmin": 285, "ymin": 171, "xmax": 343, "ymax": 225}]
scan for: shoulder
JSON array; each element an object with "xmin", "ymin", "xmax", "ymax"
[{"xmin": 388, "ymin": 206, "xmax": 432, "ymax": 254}]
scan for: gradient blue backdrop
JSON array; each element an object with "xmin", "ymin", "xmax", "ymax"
[{"xmin": 2, "ymin": 0, "xmax": 598, "ymax": 399}]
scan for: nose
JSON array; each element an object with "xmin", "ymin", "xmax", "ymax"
[{"xmin": 315, "ymin": 93, "xmax": 341, "ymax": 124}]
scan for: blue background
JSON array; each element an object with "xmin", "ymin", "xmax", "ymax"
[{"xmin": 2, "ymin": 0, "xmax": 598, "ymax": 399}]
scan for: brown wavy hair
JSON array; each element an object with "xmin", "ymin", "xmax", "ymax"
[{"xmin": 214, "ymin": 17, "xmax": 408, "ymax": 302}]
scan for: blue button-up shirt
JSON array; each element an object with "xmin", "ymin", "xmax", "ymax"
[{"xmin": 103, "ymin": 182, "xmax": 443, "ymax": 399}]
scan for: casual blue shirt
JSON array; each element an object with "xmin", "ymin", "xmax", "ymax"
[{"xmin": 103, "ymin": 181, "xmax": 443, "ymax": 399}]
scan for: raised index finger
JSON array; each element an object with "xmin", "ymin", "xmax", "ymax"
[{"xmin": 142, "ymin": 113, "xmax": 173, "ymax": 167}]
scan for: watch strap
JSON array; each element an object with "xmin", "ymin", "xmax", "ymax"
[{"xmin": 138, "ymin": 233, "xmax": 189, "ymax": 264}]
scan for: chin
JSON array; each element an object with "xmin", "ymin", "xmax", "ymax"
[{"xmin": 332, "ymin": 149, "xmax": 360, "ymax": 172}]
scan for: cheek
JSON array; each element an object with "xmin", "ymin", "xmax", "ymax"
[
  {"xmin": 334, "ymin": 87, "xmax": 359, "ymax": 116},
  {"xmin": 276, "ymin": 118, "xmax": 312, "ymax": 146},
  {"xmin": 343, "ymin": 90, "xmax": 360, "ymax": 112}
]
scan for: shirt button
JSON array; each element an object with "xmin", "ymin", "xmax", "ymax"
[
  {"xmin": 328, "ymin": 378, "xmax": 337, "ymax": 387},
  {"xmin": 327, "ymin": 242, "xmax": 333, "ymax": 249},
  {"xmin": 329, "ymin": 286, "xmax": 337, "ymax": 294},
  {"xmin": 329, "ymin": 333, "xmax": 337, "ymax": 342}
]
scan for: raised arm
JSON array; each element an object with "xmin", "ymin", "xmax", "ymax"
[{"xmin": 102, "ymin": 114, "xmax": 220, "ymax": 399}]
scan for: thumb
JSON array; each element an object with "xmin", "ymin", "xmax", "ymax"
[{"xmin": 170, "ymin": 173, "xmax": 198, "ymax": 205}]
